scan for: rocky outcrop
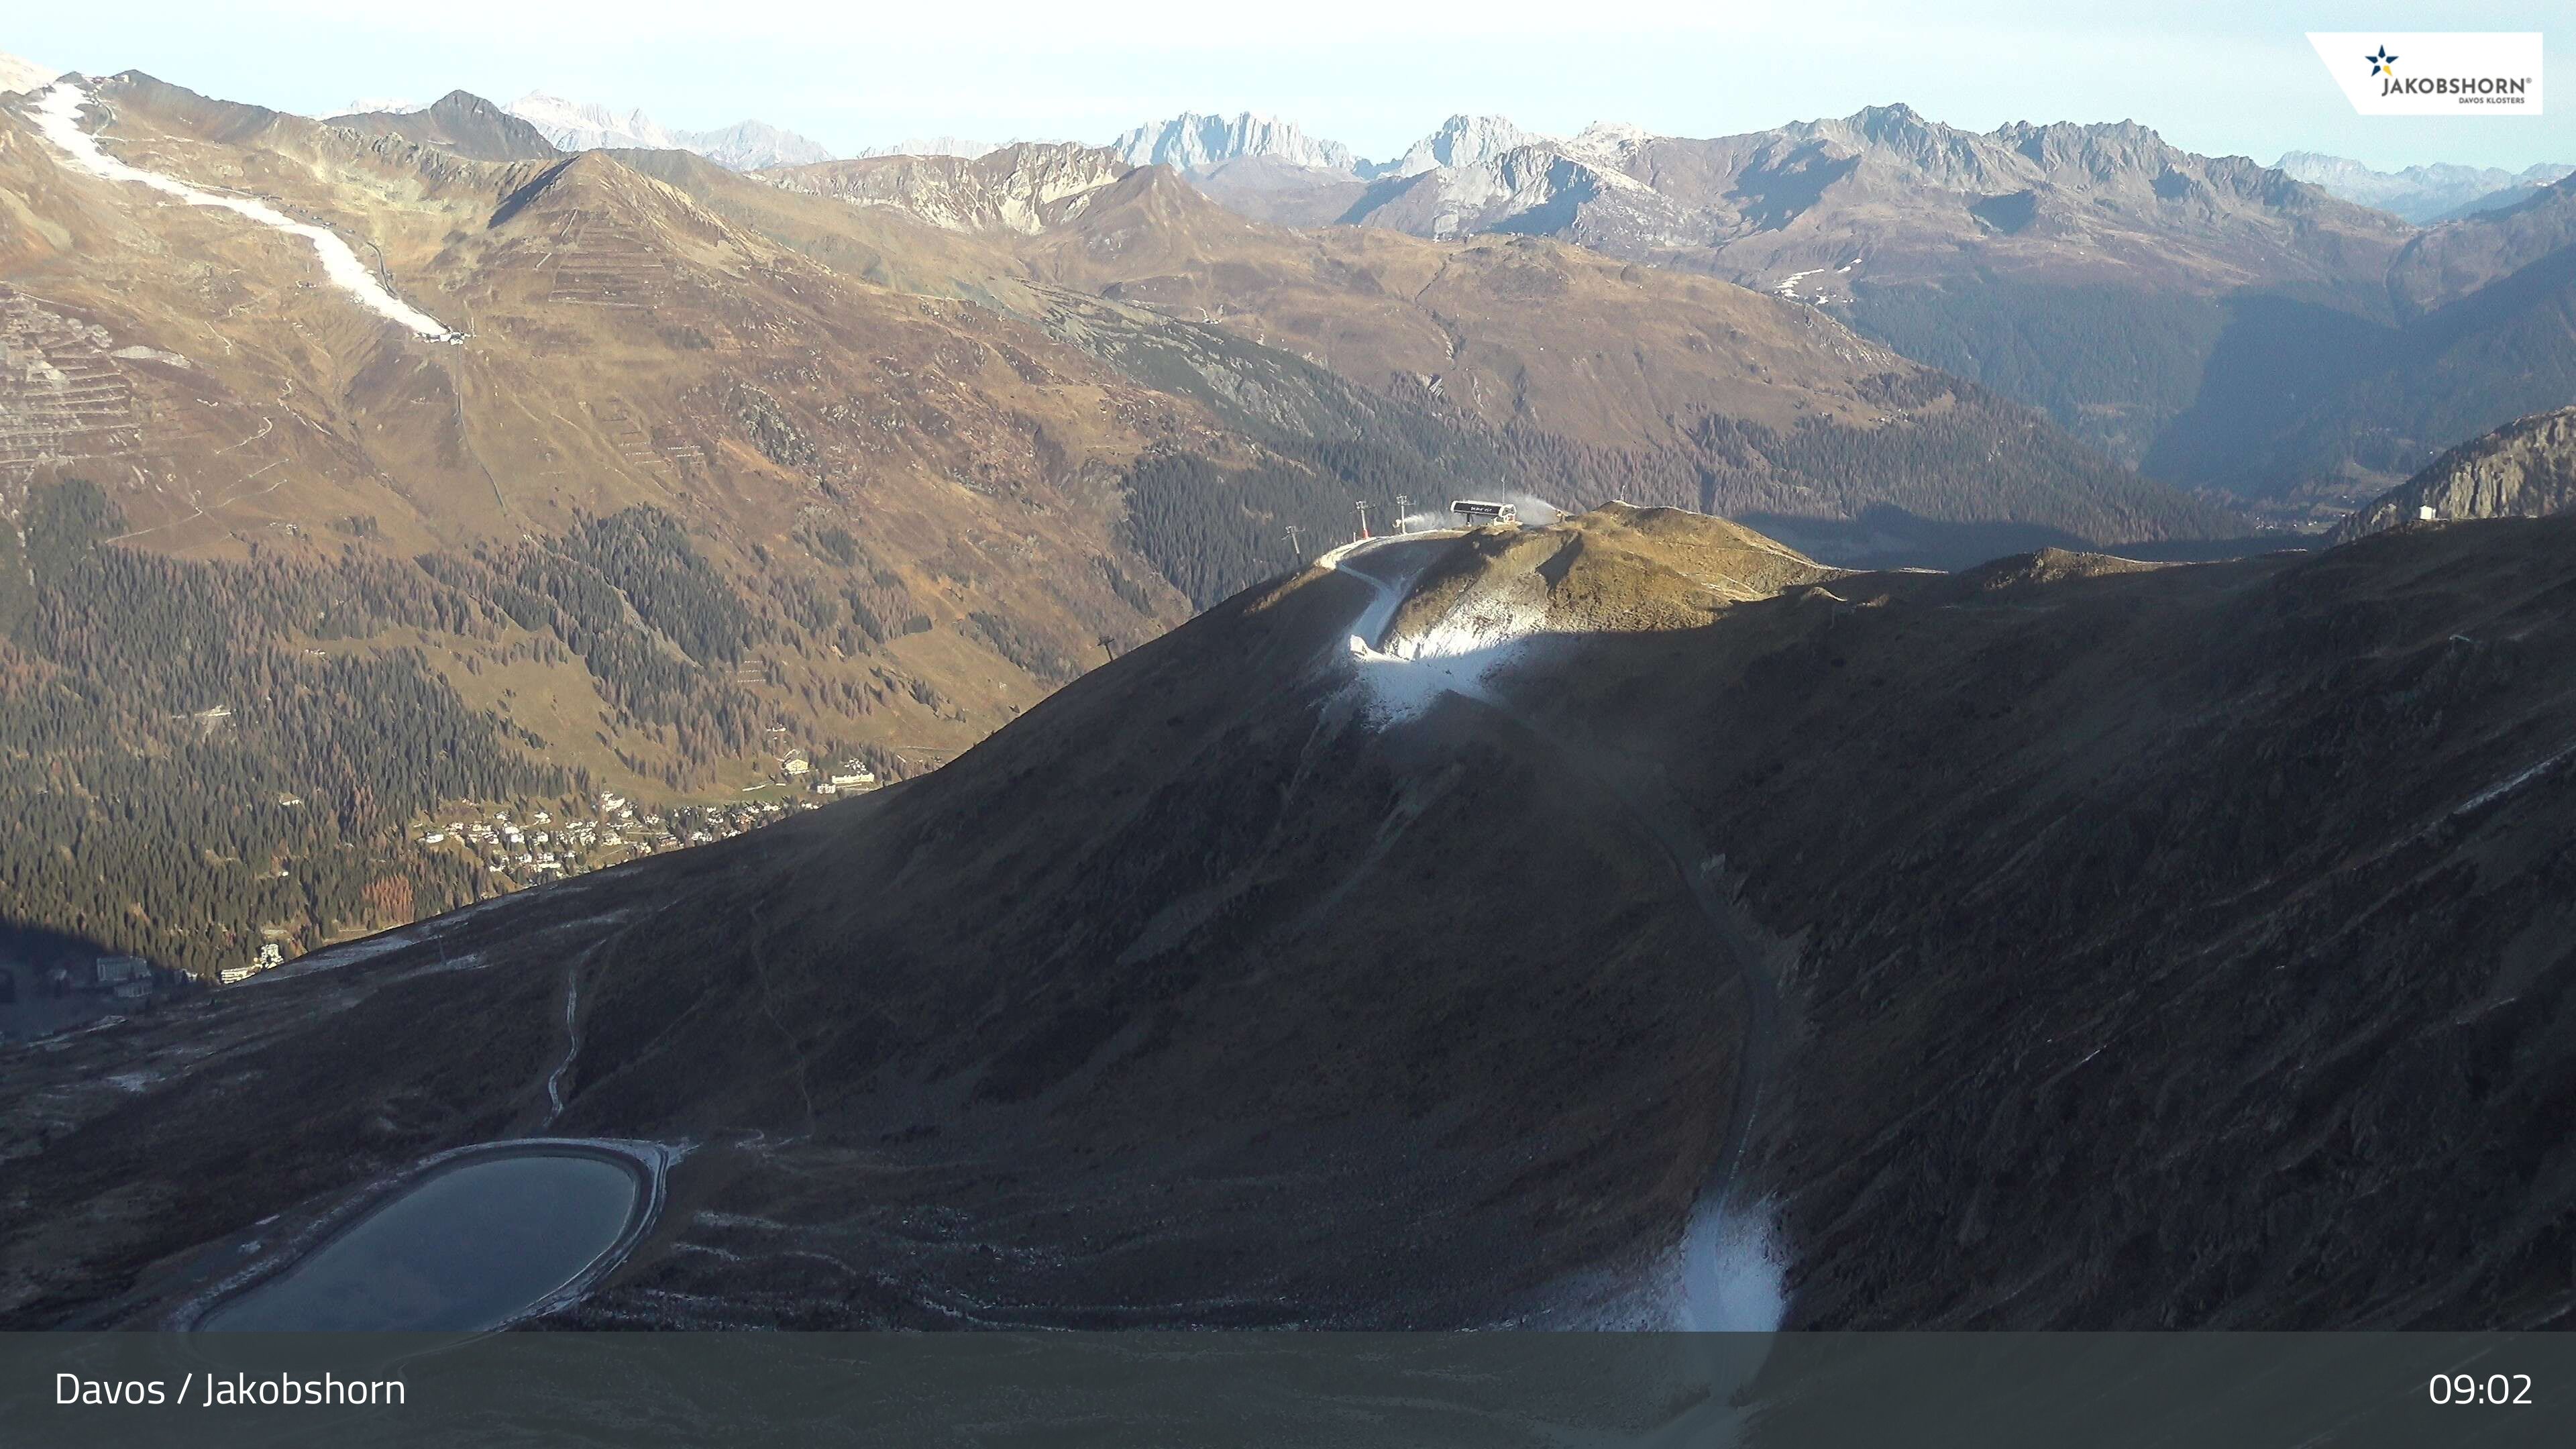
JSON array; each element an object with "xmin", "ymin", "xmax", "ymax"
[
  {"xmin": 2331, "ymin": 407, "xmax": 2576, "ymax": 541},
  {"xmin": 761, "ymin": 143, "xmax": 1133, "ymax": 233}
]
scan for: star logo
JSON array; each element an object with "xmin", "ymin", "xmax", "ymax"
[{"xmin": 2366, "ymin": 46, "xmax": 2398, "ymax": 77}]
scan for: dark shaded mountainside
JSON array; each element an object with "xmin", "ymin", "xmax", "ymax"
[
  {"xmin": 0, "ymin": 74, "xmax": 2236, "ymax": 979},
  {"xmin": 5, "ymin": 505, "xmax": 2571, "ymax": 1331},
  {"xmin": 1181, "ymin": 105, "xmax": 2576, "ymax": 525}
]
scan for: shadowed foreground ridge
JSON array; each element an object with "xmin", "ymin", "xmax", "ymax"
[{"xmin": 3, "ymin": 506, "xmax": 2572, "ymax": 1330}]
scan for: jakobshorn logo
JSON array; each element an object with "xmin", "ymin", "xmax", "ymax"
[{"xmin": 2308, "ymin": 32, "xmax": 2543, "ymax": 115}]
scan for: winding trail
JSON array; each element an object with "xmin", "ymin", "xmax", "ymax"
[
  {"xmin": 1324, "ymin": 536, "xmax": 1787, "ymax": 1326},
  {"xmin": 27, "ymin": 80, "xmax": 460, "ymax": 342},
  {"xmin": 545, "ymin": 971, "xmax": 581, "ymax": 1126}
]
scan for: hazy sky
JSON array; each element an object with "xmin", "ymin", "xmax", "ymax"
[{"xmin": 11, "ymin": 1, "xmax": 2570, "ymax": 170}]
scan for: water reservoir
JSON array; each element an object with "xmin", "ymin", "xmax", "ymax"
[{"xmin": 201, "ymin": 1148, "xmax": 647, "ymax": 1332}]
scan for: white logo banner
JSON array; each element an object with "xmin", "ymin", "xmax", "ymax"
[{"xmin": 2307, "ymin": 32, "xmax": 2543, "ymax": 115}]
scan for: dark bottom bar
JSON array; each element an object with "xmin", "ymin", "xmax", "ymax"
[{"xmin": 8, "ymin": 1332, "xmax": 2566, "ymax": 1448}]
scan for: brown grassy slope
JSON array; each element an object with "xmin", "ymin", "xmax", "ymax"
[
  {"xmin": 1, "ymin": 72, "xmax": 1229, "ymax": 767},
  {"xmin": 1018, "ymin": 165, "xmax": 1939, "ymax": 441},
  {"xmin": 739, "ymin": 158, "xmax": 2240, "ymax": 544}
]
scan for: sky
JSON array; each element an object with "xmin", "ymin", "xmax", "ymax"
[{"xmin": 9, "ymin": 1, "xmax": 2571, "ymax": 171}]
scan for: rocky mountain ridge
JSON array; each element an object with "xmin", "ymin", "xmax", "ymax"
[
  {"xmin": 736, "ymin": 140, "xmax": 2238, "ymax": 562},
  {"xmin": 759, "ymin": 144, "xmax": 1134, "ymax": 234},
  {"xmin": 1112, "ymin": 111, "xmax": 1356, "ymax": 174},
  {"xmin": 330, "ymin": 91, "xmax": 562, "ymax": 162},
  {"xmin": 1161, "ymin": 102, "xmax": 2576, "ymax": 526}
]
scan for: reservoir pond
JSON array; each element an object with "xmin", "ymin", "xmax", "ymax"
[{"xmin": 201, "ymin": 1150, "xmax": 642, "ymax": 1332}]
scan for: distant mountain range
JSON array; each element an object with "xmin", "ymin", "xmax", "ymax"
[
  {"xmin": 2277, "ymin": 150, "xmax": 2575, "ymax": 224},
  {"xmin": 1083, "ymin": 104, "xmax": 2576, "ymax": 523},
  {"xmin": 1112, "ymin": 111, "xmax": 1358, "ymax": 174},
  {"xmin": 852, "ymin": 136, "xmax": 1002, "ymax": 161},
  {"xmin": 1107, "ymin": 110, "xmax": 1609, "ymax": 187},
  {"xmin": 501, "ymin": 91, "xmax": 835, "ymax": 170}
]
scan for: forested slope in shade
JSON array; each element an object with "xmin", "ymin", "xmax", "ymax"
[
  {"xmin": 1114, "ymin": 360, "xmax": 2220, "ymax": 605},
  {"xmin": 0, "ymin": 479, "xmax": 950, "ymax": 975},
  {"xmin": 9, "ymin": 508, "xmax": 2571, "ymax": 1332}
]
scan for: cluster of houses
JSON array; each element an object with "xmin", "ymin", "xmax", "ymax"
[
  {"xmin": 205, "ymin": 758, "xmax": 890, "ymax": 989},
  {"xmin": 217, "ymin": 943, "xmax": 284, "ymax": 986},
  {"xmin": 409, "ymin": 767, "xmax": 875, "ymax": 886}
]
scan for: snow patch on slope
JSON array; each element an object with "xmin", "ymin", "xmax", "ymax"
[
  {"xmin": 28, "ymin": 82, "xmax": 458, "ymax": 342},
  {"xmin": 1332, "ymin": 544, "xmax": 1548, "ymax": 725}
]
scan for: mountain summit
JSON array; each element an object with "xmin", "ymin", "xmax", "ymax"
[
  {"xmin": 2277, "ymin": 150, "xmax": 2575, "ymax": 223},
  {"xmin": 1377, "ymin": 113, "xmax": 1554, "ymax": 177}
]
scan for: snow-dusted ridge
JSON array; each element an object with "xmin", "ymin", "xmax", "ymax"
[{"xmin": 28, "ymin": 80, "xmax": 460, "ymax": 343}]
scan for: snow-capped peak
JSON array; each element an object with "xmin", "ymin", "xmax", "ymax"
[
  {"xmin": 507, "ymin": 92, "xmax": 678, "ymax": 151},
  {"xmin": 1377, "ymin": 114, "xmax": 1558, "ymax": 178}
]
